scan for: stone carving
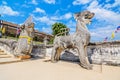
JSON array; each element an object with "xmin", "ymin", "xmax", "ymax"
[
  {"xmin": 31, "ymin": 44, "xmax": 46, "ymax": 58},
  {"xmin": 88, "ymin": 41, "xmax": 120, "ymax": 65},
  {"xmin": 0, "ymin": 16, "xmax": 35, "ymax": 60},
  {"xmin": 51, "ymin": 11, "xmax": 94, "ymax": 69},
  {"xmin": 13, "ymin": 16, "xmax": 34, "ymax": 59}
]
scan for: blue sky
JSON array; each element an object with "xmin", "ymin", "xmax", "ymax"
[{"xmin": 0, "ymin": 0, "xmax": 120, "ymax": 42}]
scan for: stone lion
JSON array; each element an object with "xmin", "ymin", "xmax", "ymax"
[{"xmin": 51, "ymin": 11, "xmax": 94, "ymax": 69}]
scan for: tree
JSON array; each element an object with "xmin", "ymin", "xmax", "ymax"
[{"xmin": 52, "ymin": 22, "xmax": 69, "ymax": 36}]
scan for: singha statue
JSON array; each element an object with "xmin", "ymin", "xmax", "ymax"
[{"xmin": 51, "ymin": 11, "xmax": 94, "ymax": 69}]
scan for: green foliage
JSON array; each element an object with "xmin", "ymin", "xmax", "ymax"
[
  {"xmin": 33, "ymin": 36, "xmax": 38, "ymax": 41},
  {"xmin": 48, "ymin": 37, "xmax": 54, "ymax": 44},
  {"xmin": 52, "ymin": 22, "xmax": 69, "ymax": 36}
]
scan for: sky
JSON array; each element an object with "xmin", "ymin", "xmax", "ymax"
[{"xmin": 0, "ymin": 0, "xmax": 120, "ymax": 42}]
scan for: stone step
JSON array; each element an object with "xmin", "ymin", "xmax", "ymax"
[
  {"xmin": 0, "ymin": 53, "xmax": 7, "ymax": 55},
  {"xmin": 0, "ymin": 58, "xmax": 20, "ymax": 64},
  {"xmin": 0, "ymin": 50, "xmax": 4, "ymax": 52},
  {"xmin": 0, "ymin": 55, "xmax": 13, "ymax": 58},
  {"xmin": 0, "ymin": 58, "xmax": 29, "ymax": 64}
]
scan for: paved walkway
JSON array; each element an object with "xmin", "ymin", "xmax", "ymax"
[{"xmin": 0, "ymin": 58, "xmax": 120, "ymax": 80}]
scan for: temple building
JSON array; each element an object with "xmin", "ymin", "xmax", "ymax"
[{"xmin": 0, "ymin": 20, "xmax": 53, "ymax": 42}]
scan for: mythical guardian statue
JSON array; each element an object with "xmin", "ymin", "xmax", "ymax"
[
  {"xmin": 0, "ymin": 16, "xmax": 35, "ymax": 60},
  {"xmin": 51, "ymin": 11, "xmax": 94, "ymax": 69},
  {"xmin": 14, "ymin": 16, "xmax": 34, "ymax": 59}
]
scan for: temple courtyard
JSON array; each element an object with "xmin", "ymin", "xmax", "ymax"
[{"xmin": 0, "ymin": 58, "xmax": 120, "ymax": 80}]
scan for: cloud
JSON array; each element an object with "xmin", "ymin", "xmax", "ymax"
[
  {"xmin": 42, "ymin": 27, "xmax": 52, "ymax": 33},
  {"xmin": 87, "ymin": 1, "xmax": 120, "ymax": 24},
  {"xmin": 2, "ymin": 1, "xmax": 7, "ymax": 5},
  {"xmin": 50, "ymin": 12, "xmax": 72, "ymax": 21},
  {"xmin": 84, "ymin": 0, "xmax": 120, "ymax": 41},
  {"xmin": 33, "ymin": 12, "xmax": 73, "ymax": 33},
  {"xmin": 33, "ymin": 16, "xmax": 56, "ymax": 25},
  {"xmin": 62, "ymin": 13, "xmax": 72, "ymax": 20},
  {"xmin": 113, "ymin": 0, "xmax": 120, "ymax": 6},
  {"xmin": 105, "ymin": 0, "xmax": 111, "ymax": 3},
  {"xmin": 44, "ymin": 0, "xmax": 55, "ymax": 4},
  {"xmin": 66, "ymin": 20, "xmax": 76, "ymax": 34},
  {"xmin": 73, "ymin": 0, "xmax": 92, "ymax": 5},
  {"xmin": 110, "ymin": 0, "xmax": 120, "ymax": 7},
  {"xmin": 0, "ymin": 5, "xmax": 19, "ymax": 16},
  {"xmin": 22, "ymin": 4, "xmax": 30, "ymax": 8},
  {"xmin": 52, "ymin": 12, "xmax": 73, "ymax": 21},
  {"xmin": 30, "ymin": 0, "xmax": 38, "ymax": 5},
  {"xmin": 104, "ymin": 0, "xmax": 120, "ymax": 9},
  {"xmin": 33, "ymin": 7, "xmax": 46, "ymax": 14},
  {"xmin": 33, "ymin": 11, "xmax": 73, "ymax": 34},
  {"xmin": 90, "ymin": 25, "xmax": 115, "ymax": 42},
  {"xmin": 50, "ymin": 16, "xmax": 60, "ymax": 20}
]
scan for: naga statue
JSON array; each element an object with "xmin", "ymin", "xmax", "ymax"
[
  {"xmin": 14, "ymin": 16, "xmax": 34, "ymax": 59},
  {"xmin": 0, "ymin": 16, "xmax": 34, "ymax": 60},
  {"xmin": 51, "ymin": 11, "xmax": 94, "ymax": 69}
]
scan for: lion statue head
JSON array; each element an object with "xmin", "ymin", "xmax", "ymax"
[{"xmin": 74, "ymin": 11, "xmax": 94, "ymax": 25}]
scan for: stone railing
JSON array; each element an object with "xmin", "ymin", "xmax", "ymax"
[
  {"xmin": 61, "ymin": 41, "xmax": 120, "ymax": 66},
  {"xmin": 0, "ymin": 39, "xmax": 46, "ymax": 58},
  {"xmin": 0, "ymin": 39, "xmax": 17, "ymax": 54},
  {"xmin": 31, "ymin": 44, "xmax": 46, "ymax": 58},
  {"xmin": 0, "ymin": 38, "xmax": 120, "ymax": 66},
  {"xmin": 88, "ymin": 41, "xmax": 120, "ymax": 65}
]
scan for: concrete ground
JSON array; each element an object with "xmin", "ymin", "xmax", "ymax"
[{"xmin": 0, "ymin": 58, "xmax": 120, "ymax": 80}]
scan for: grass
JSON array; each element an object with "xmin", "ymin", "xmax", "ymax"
[{"xmin": 33, "ymin": 41, "xmax": 43, "ymax": 45}]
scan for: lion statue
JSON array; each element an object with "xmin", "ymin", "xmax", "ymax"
[{"xmin": 51, "ymin": 11, "xmax": 94, "ymax": 69}]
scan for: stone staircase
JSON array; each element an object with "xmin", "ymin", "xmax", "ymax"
[{"xmin": 0, "ymin": 49, "xmax": 24, "ymax": 64}]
